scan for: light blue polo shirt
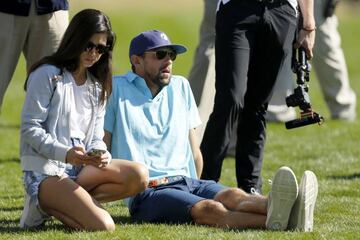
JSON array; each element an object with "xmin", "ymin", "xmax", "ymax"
[{"xmin": 104, "ymin": 71, "xmax": 202, "ymax": 180}]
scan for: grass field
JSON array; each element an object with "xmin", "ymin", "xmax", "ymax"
[{"xmin": 0, "ymin": 1, "xmax": 359, "ymax": 239}]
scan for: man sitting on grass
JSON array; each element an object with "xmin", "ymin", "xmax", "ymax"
[{"xmin": 104, "ymin": 30, "xmax": 319, "ymax": 231}]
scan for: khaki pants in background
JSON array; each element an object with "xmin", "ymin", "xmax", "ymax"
[{"xmin": 0, "ymin": 1, "xmax": 68, "ymax": 110}]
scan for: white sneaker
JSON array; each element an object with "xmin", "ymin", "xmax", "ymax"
[
  {"xmin": 266, "ymin": 106, "xmax": 297, "ymax": 123},
  {"xmin": 20, "ymin": 194, "xmax": 49, "ymax": 229},
  {"xmin": 288, "ymin": 170, "xmax": 318, "ymax": 232},
  {"xmin": 266, "ymin": 166, "xmax": 298, "ymax": 230}
]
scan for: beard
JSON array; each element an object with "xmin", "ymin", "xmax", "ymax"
[{"xmin": 147, "ymin": 70, "xmax": 171, "ymax": 89}]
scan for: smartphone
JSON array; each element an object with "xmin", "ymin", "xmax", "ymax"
[{"xmin": 87, "ymin": 149, "xmax": 106, "ymax": 157}]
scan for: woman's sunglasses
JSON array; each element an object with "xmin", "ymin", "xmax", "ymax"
[
  {"xmin": 145, "ymin": 49, "xmax": 177, "ymax": 61},
  {"xmin": 84, "ymin": 42, "xmax": 109, "ymax": 54}
]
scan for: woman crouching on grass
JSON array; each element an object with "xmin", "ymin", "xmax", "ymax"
[{"xmin": 19, "ymin": 9, "xmax": 148, "ymax": 231}]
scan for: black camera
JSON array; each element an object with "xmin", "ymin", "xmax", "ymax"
[
  {"xmin": 286, "ymin": 85, "xmax": 311, "ymax": 110},
  {"xmin": 286, "ymin": 47, "xmax": 311, "ymax": 111},
  {"xmin": 284, "ymin": 48, "xmax": 324, "ymax": 129}
]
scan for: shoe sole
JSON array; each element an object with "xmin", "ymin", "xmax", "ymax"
[
  {"xmin": 266, "ymin": 166, "xmax": 298, "ymax": 230},
  {"xmin": 288, "ymin": 170, "xmax": 318, "ymax": 232}
]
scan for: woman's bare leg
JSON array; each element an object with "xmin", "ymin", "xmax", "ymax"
[
  {"xmin": 39, "ymin": 176, "xmax": 115, "ymax": 231},
  {"xmin": 76, "ymin": 160, "xmax": 149, "ymax": 202}
]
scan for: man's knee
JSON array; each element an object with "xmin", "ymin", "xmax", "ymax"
[
  {"xmin": 190, "ymin": 199, "xmax": 227, "ymax": 226},
  {"xmin": 214, "ymin": 188, "xmax": 247, "ymax": 202},
  {"xmin": 213, "ymin": 188, "xmax": 248, "ymax": 210}
]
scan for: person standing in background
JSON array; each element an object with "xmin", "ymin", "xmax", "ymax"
[
  {"xmin": 189, "ymin": 0, "xmax": 356, "ymax": 168},
  {"xmin": 188, "ymin": 0, "xmax": 217, "ymax": 142},
  {"xmin": 188, "ymin": 0, "xmax": 241, "ymax": 156},
  {"xmin": 200, "ymin": 0, "xmax": 316, "ymax": 193},
  {"xmin": 267, "ymin": 0, "xmax": 356, "ymax": 122},
  {"xmin": 0, "ymin": 0, "xmax": 69, "ymax": 112}
]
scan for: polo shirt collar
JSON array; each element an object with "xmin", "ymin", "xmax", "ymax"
[
  {"xmin": 125, "ymin": 71, "xmax": 138, "ymax": 83},
  {"xmin": 125, "ymin": 71, "xmax": 154, "ymax": 99}
]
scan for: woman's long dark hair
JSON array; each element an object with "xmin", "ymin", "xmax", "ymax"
[{"xmin": 25, "ymin": 9, "xmax": 116, "ymax": 104}]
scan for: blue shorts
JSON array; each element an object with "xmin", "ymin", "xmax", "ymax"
[{"xmin": 129, "ymin": 176, "xmax": 227, "ymax": 223}]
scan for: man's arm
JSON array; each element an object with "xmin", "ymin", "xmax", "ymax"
[
  {"xmin": 104, "ymin": 130, "xmax": 112, "ymax": 152},
  {"xmin": 189, "ymin": 128, "xmax": 203, "ymax": 178},
  {"xmin": 296, "ymin": 0, "xmax": 316, "ymax": 58}
]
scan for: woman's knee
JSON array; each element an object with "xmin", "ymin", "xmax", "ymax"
[
  {"xmin": 95, "ymin": 215, "xmax": 115, "ymax": 231},
  {"xmin": 112, "ymin": 160, "xmax": 149, "ymax": 189},
  {"xmin": 113, "ymin": 161, "xmax": 149, "ymax": 196},
  {"xmin": 129, "ymin": 162, "xmax": 149, "ymax": 191},
  {"xmin": 86, "ymin": 213, "xmax": 115, "ymax": 231}
]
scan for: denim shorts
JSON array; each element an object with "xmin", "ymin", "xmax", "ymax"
[
  {"xmin": 22, "ymin": 138, "xmax": 84, "ymax": 213},
  {"xmin": 23, "ymin": 164, "xmax": 83, "ymax": 212},
  {"xmin": 129, "ymin": 176, "xmax": 227, "ymax": 223}
]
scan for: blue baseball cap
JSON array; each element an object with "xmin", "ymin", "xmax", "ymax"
[{"xmin": 129, "ymin": 30, "xmax": 187, "ymax": 58}]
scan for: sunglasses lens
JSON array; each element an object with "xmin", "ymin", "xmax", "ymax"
[
  {"xmin": 155, "ymin": 50, "xmax": 177, "ymax": 61},
  {"xmin": 155, "ymin": 50, "xmax": 167, "ymax": 60},
  {"xmin": 84, "ymin": 42, "xmax": 108, "ymax": 54},
  {"xmin": 85, "ymin": 42, "xmax": 96, "ymax": 52},
  {"xmin": 96, "ymin": 45, "xmax": 108, "ymax": 54},
  {"xmin": 168, "ymin": 52, "xmax": 177, "ymax": 61}
]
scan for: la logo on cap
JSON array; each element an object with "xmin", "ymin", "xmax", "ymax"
[{"xmin": 160, "ymin": 33, "xmax": 169, "ymax": 41}]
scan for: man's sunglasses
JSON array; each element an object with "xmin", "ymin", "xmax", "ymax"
[
  {"xmin": 84, "ymin": 41, "xmax": 109, "ymax": 54},
  {"xmin": 145, "ymin": 50, "xmax": 177, "ymax": 61}
]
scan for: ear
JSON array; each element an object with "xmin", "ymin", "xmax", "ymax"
[{"xmin": 130, "ymin": 55, "xmax": 142, "ymax": 67}]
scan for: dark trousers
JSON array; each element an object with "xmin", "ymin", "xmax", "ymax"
[{"xmin": 200, "ymin": 0, "xmax": 297, "ymax": 192}]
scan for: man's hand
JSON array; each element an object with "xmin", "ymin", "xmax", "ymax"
[
  {"xmin": 297, "ymin": 0, "xmax": 316, "ymax": 59},
  {"xmin": 294, "ymin": 29, "xmax": 316, "ymax": 59}
]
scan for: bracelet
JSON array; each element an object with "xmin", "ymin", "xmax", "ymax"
[{"xmin": 301, "ymin": 26, "xmax": 316, "ymax": 32}]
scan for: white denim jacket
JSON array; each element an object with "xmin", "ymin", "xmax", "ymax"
[{"xmin": 20, "ymin": 64, "xmax": 108, "ymax": 176}]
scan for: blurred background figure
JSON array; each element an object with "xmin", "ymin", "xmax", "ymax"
[
  {"xmin": 0, "ymin": 0, "xmax": 69, "ymax": 112},
  {"xmin": 267, "ymin": 0, "xmax": 357, "ymax": 122},
  {"xmin": 188, "ymin": 0, "xmax": 217, "ymax": 142}
]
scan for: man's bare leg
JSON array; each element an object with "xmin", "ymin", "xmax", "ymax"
[{"xmin": 190, "ymin": 198, "xmax": 266, "ymax": 229}]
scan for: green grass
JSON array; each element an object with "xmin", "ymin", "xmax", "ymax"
[{"xmin": 1, "ymin": 1, "xmax": 360, "ymax": 239}]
